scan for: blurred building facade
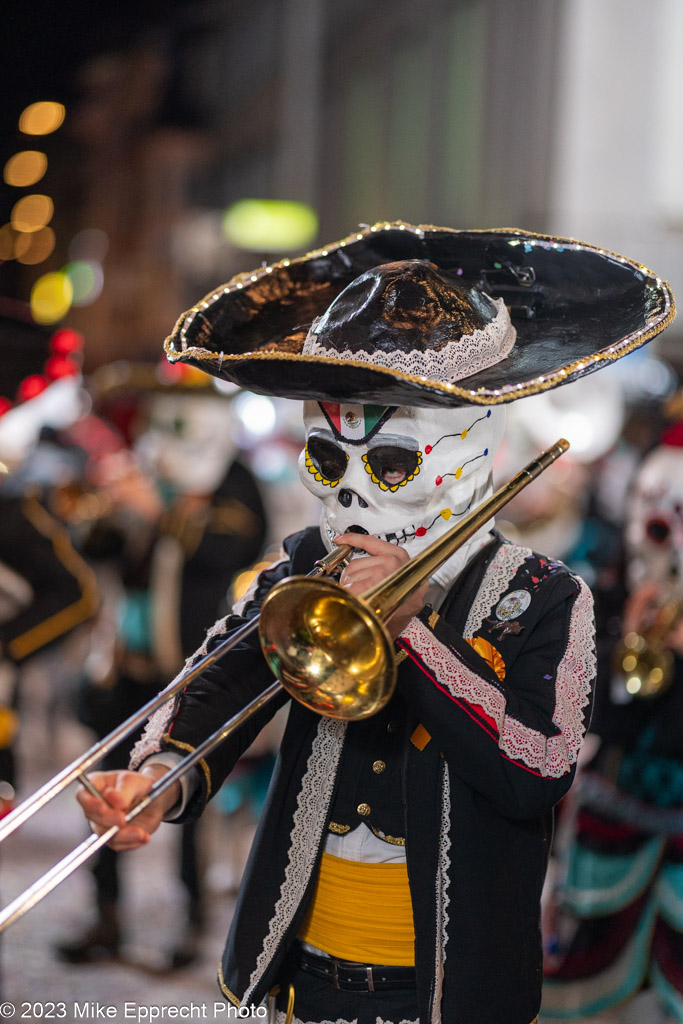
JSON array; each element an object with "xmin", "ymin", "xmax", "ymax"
[{"xmin": 3, "ymin": 0, "xmax": 680, "ymax": 374}]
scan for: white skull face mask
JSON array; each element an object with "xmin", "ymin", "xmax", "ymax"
[
  {"xmin": 136, "ymin": 394, "xmax": 237, "ymax": 495},
  {"xmin": 299, "ymin": 401, "xmax": 505, "ymax": 586},
  {"xmin": 625, "ymin": 442, "xmax": 683, "ymax": 598}
]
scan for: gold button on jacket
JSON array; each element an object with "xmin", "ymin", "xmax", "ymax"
[
  {"xmin": 372, "ymin": 760, "xmax": 386, "ymax": 774},
  {"xmin": 356, "ymin": 802, "xmax": 371, "ymax": 817}
]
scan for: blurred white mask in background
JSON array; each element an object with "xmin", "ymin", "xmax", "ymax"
[
  {"xmin": 625, "ymin": 432, "xmax": 683, "ymax": 598},
  {"xmin": 137, "ymin": 393, "xmax": 236, "ymax": 495}
]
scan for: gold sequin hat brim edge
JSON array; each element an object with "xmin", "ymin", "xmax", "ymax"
[{"xmin": 164, "ymin": 221, "xmax": 676, "ymax": 408}]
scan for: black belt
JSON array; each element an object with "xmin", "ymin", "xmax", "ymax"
[{"xmin": 295, "ymin": 947, "xmax": 416, "ymax": 992}]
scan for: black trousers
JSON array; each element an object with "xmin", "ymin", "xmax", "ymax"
[{"xmin": 273, "ymin": 964, "xmax": 419, "ymax": 1024}]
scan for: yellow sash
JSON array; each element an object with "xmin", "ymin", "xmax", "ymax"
[{"xmin": 298, "ymin": 852, "xmax": 415, "ymax": 965}]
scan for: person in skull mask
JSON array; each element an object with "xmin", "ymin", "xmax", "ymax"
[
  {"xmin": 58, "ymin": 376, "xmax": 268, "ymax": 968},
  {"xmin": 542, "ymin": 412, "xmax": 683, "ymax": 1024},
  {"xmin": 75, "ymin": 223, "xmax": 674, "ymax": 1024}
]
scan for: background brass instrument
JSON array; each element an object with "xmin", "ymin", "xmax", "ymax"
[
  {"xmin": 49, "ymin": 481, "xmax": 114, "ymax": 525},
  {"xmin": 611, "ymin": 600, "xmax": 679, "ymax": 700},
  {"xmin": 0, "ymin": 439, "xmax": 569, "ymax": 931}
]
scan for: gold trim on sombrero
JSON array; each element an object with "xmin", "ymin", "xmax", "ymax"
[
  {"xmin": 166, "ymin": 312, "xmax": 674, "ymax": 406},
  {"xmin": 164, "ymin": 221, "xmax": 675, "ymax": 406}
]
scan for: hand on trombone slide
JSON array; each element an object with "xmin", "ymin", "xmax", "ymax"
[
  {"xmin": 77, "ymin": 763, "xmax": 180, "ymax": 852},
  {"xmin": 334, "ymin": 532, "xmax": 429, "ymax": 638}
]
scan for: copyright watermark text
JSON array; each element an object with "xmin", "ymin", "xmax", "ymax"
[{"xmin": 5, "ymin": 1002, "xmax": 267, "ymax": 1021}]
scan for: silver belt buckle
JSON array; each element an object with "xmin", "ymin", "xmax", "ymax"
[
  {"xmin": 332, "ymin": 960, "xmax": 340, "ymax": 990},
  {"xmin": 366, "ymin": 966, "xmax": 375, "ymax": 993}
]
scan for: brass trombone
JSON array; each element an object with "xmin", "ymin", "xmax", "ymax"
[{"xmin": 0, "ymin": 438, "xmax": 569, "ymax": 932}]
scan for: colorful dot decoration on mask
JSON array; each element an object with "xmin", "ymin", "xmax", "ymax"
[
  {"xmin": 414, "ymin": 499, "xmax": 473, "ymax": 537},
  {"xmin": 435, "ymin": 449, "xmax": 489, "ymax": 486},
  {"xmin": 424, "ymin": 410, "xmax": 492, "ymax": 454}
]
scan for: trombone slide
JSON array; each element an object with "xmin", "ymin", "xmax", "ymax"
[
  {"xmin": 0, "ymin": 441, "xmax": 570, "ymax": 931},
  {"xmin": 0, "ymin": 682, "xmax": 283, "ymax": 933}
]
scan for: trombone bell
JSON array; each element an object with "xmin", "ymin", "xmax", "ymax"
[{"xmin": 259, "ymin": 576, "xmax": 396, "ymax": 720}]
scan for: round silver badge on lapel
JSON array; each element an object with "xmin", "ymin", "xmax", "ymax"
[{"xmin": 495, "ymin": 590, "xmax": 531, "ymax": 621}]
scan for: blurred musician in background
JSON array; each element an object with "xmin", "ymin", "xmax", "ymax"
[
  {"xmin": 0, "ymin": 305, "xmax": 98, "ymax": 819},
  {"xmin": 542, "ymin": 396, "xmax": 683, "ymax": 1024},
  {"xmin": 56, "ymin": 367, "xmax": 268, "ymax": 968}
]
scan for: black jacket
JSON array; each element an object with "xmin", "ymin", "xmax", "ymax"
[
  {"xmin": 132, "ymin": 527, "xmax": 596, "ymax": 1024},
  {"xmin": 0, "ymin": 493, "xmax": 98, "ymax": 663}
]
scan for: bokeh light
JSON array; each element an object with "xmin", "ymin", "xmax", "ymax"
[
  {"xmin": 68, "ymin": 228, "xmax": 109, "ymax": 262},
  {"xmin": 45, "ymin": 354, "xmax": 80, "ymax": 379},
  {"xmin": 17, "ymin": 375, "xmax": 49, "ymax": 401},
  {"xmin": 30, "ymin": 271, "xmax": 73, "ymax": 324},
  {"xmin": 155, "ymin": 359, "xmax": 210, "ymax": 388},
  {"xmin": 63, "ymin": 259, "xmax": 104, "ymax": 305},
  {"xmin": 50, "ymin": 328, "xmax": 84, "ymax": 354},
  {"xmin": 11, "ymin": 194, "xmax": 54, "ymax": 233},
  {"xmin": 507, "ymin": 370, "xmax": 625, "ymax": 463},
  {"xmin": 234, "ymin": 392, "xmax": 277, "ymax": 437},
  {"xmin": 232, "ymin": 558, "xmax": 277, "ymax": 603},
  {"xmin": 0, "ymin": 225, "xmax": 15, "ymax": 261},
  {"xmin": 222, "ymin": 199, "xmax": 318, "ymax": 252},
  {"xmin": 18, "ymin": 101, "xmax": 65, "ymax": 136},
  {"xmin": 14, "ymin": 226, "xmax": 56, "ymax": 265},
  {"xmin": 251, "ymin": 442, "xmax": 294, "ymax": 482},
  {"xmin": 3, "ymin": 150, "xmax": 48, "ymax": 187}
]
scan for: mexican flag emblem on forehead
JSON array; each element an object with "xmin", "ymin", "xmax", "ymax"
[{"xmin": 319, "ymin": 402, "xmax": 395, "ymax": 442}]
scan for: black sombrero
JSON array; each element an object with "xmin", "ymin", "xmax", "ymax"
[{"xmin": 164, "ymin": 221, "xmax": 675, "ymax": 408}]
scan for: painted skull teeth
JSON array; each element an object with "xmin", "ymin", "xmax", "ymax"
[
  {"xmin": 325, "ymin": 503, "xmax": 472, "ymax": 549},
  {"xmin": 324, "ymin": 520, "xmax": 417, "ymax": 549}
]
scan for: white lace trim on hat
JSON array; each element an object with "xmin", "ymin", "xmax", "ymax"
[{"xmin": 302, "ymin": 295, "xmax": 516, "ymax": 384}]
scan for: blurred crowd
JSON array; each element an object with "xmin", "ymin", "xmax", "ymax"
[
  {"xmin": 0, "ymin": 306, "xmax": 283, "ymax": 972},
  {"xmin": 0, "ymin": 305, "xmax": 681, "ymax": 1022}
]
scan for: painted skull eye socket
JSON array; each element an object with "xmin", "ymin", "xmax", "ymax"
[
  {"xmin": 645, "ymin": 517, "xmax": 671, "ymax": 545},
  {"xmin": 153, "ymin": 416, "xmax": 186, "ymax": 437},
  {"xmin": 307, "ymin": 437, "xmax": 348, "ymax": 482},
  {"xmin": 366, "ymin": 445, "xmax": 420, "ymax": 487}
]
